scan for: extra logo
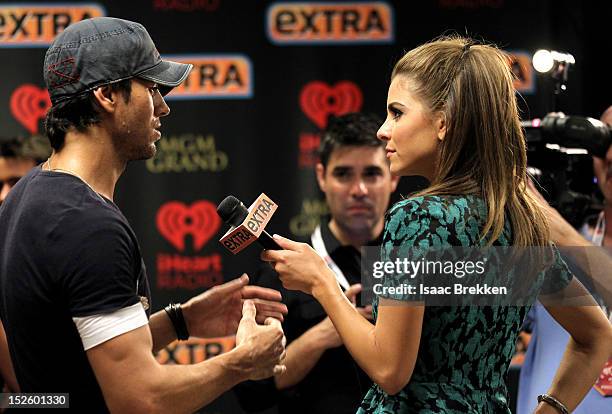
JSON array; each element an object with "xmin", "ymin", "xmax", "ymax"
[
  {"xmin": 507, "ymin": 51, "xmax": 535, "ymax": 94},
  {"xmin": 156, "ymin": 337, "xmax": 235, "ymax": 364},
  {"xmin": 155, "ymin": 200, "xmax": 223, "ymax": 290},
  {"xmin": 163, "ymin": 54, "xmax": 253, "ymax": 99},
  {"xmin": 0, "ymin": 4, "xmax": 105, "ymax": 47},
  {"xmin": 266, "ymin": 2, "xmax": 394, "ymax": 45},
  {"xmin": 10, "ymin": 84, "xmax": 51, "ymax": 134},
  {"xmin": 219, "ymin": 194, "xmax": 278, "ymax": 254},
  {"xmin": 300, "ymin": 81, "xmax": 363, "ymax": 129}
]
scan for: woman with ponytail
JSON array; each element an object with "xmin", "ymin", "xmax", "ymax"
[{"xmin": 263, "ymin": 36, "xmax": 612, "ymax": 413}]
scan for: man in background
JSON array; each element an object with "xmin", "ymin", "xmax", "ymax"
[{"xmin": 0, "ymin": 135, "xmax": 50, "ymax": 206}]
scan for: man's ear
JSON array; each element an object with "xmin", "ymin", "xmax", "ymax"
[
  {"xmin": 315, "ymin": 163, "xmax": 327, "ymax": 192},
  {"xmin": 92, "ymin": 85, "xmax": 116, "ymax": 114},
  {"xmin": 435, "ymin": 112, "xmax": 446, "ymax": 142}
]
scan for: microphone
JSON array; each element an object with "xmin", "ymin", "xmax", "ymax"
[{"xmin": 217, "ymin": 195, "xmax": 281, "ymax": 253}]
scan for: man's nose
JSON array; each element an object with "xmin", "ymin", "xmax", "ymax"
[
  {"xmin": 155, "ymin": 92, "xmax": 171, "ymax": 118},
  {"xmin": 350, "ymin": 179, "xmax": 368, "ymax": 197}
]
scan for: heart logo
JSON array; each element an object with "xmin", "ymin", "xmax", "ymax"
[
  {"xmin": 10, "ymin": 84, "xmax": 52, "ymax": 134},
  {"xmin": 156, "ymin": 201, "xmax": 221, "ymax": 252},
  {"xmin": 299, "ymin": 81, "xmax": 363, "ymax": 129}
]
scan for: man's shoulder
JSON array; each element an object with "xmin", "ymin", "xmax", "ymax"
[
  {"xmin": 9, "ymin": 171, "xmax": 132, "ymax": 243},
  {"xmin": 59, "ymin": 203, "xmax": 136, "ymax": 254},
  {"xmin": 49, "ymin": 191, "xmax": 127, "ymax": 233}
]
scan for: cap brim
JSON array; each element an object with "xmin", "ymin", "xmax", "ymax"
[{"xmin": 137, "ymin": 60, "xmax": 193, "ymax": 96}]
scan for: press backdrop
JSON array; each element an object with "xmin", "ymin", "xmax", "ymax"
[{"xmin": 0, "ymin": 1, "xmax": 608, "ymax": 412}]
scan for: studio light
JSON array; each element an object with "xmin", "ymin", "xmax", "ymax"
[
  {"xmin": 532, "ymin": 49, "xmax": 575, "ymax": 73},
  {"xmin": 532, "ymin": 49, "xmax": 575, "ymax": 111}
]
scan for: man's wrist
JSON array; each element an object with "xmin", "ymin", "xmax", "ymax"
[
  {"xmin": 164, "ymin": 303, "xmax": 190, "ymax": 340},
  {"xmin": 180, "ymin": 301, "xmax": 194, "ymax": 336},
  {"xmin": 309, "ymin": 322, "xmax": 334, "ymax": 351},
  {"xmin": 225, "ymin": 343, "xmax": 253, "ymax": 382}
]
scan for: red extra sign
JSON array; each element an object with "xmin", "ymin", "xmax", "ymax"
[{"xmin": 155, "ymin": 200, "xmax": 223, "ymax": 290}]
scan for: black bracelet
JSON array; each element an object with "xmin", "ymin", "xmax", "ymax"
[
  {"xmin": 537, "ymin": 394, "xmax": 569, "ymax": 414},
  {"xmin": 164, "ymin": 302, "xmax": 190, "ymax": 341}
]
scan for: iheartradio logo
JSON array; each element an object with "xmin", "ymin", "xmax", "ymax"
[
  {"xmin": 10, "ymin": 84, "xmax": 51, "ymax": 134},
  {"xmin": 299, "ymin": 81, "xmax": 363, "ymax": 129},
  {"xmin": 156, "ymin": 201, "xmax": 221, "ymax": 252}
]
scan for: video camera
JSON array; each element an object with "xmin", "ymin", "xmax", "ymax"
[{"xmin": 523, "ymin": 113, "xmax": 611, "ymax": 226}]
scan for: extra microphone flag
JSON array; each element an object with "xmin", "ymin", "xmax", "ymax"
[{"xmin": 217, "ymin": 193, "xmax": 279, "ymax": 254}]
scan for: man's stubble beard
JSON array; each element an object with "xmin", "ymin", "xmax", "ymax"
[{"xmin": 112, "ymin": 131, "xmax": 157, "ymax": 163}]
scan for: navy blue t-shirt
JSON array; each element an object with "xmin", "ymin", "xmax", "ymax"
[{"xmin": 0, "ymin": 166, "xmax": 150, "ymax": 412}]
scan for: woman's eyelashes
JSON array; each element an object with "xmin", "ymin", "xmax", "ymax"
[{"xmin": 389, "ymin": 106, "xmax": 403, "ymax": 120}]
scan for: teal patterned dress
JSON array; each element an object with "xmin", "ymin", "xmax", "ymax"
[{"xmin": 357, "ymin": 195, "xmax": 572, "ymax": 414}]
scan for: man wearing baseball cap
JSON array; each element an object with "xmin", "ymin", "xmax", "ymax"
[{"xmin": 0, "ymin": 17, "xmax": 287, "ymax": 413}]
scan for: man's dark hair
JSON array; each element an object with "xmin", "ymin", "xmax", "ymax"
[
  {"xmin": 0, "ymin": 135, "xmax": 51, "ymax": 164},
  {"xmin": 318, "ymin": 112, "xmax": 384, "ymax": 168},
  {"xmin": 44, "ymin": 80, "xmax": 132, "ymax": 150}
]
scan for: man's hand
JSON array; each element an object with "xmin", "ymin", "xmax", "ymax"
[
  {"xmin": 181, "ymin": 274, "xmax": 288, "ymax": 338},
  {"xmin": 312, "ymin": 316, "xmax": 343, "ymax": 349},
  {"xmin": 344, "ymin": 283, "xmax": 374, "ymax": 321},
  {"xmin": 235, "ymin": 300, "xmax": 286, "ymax": 380}
]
